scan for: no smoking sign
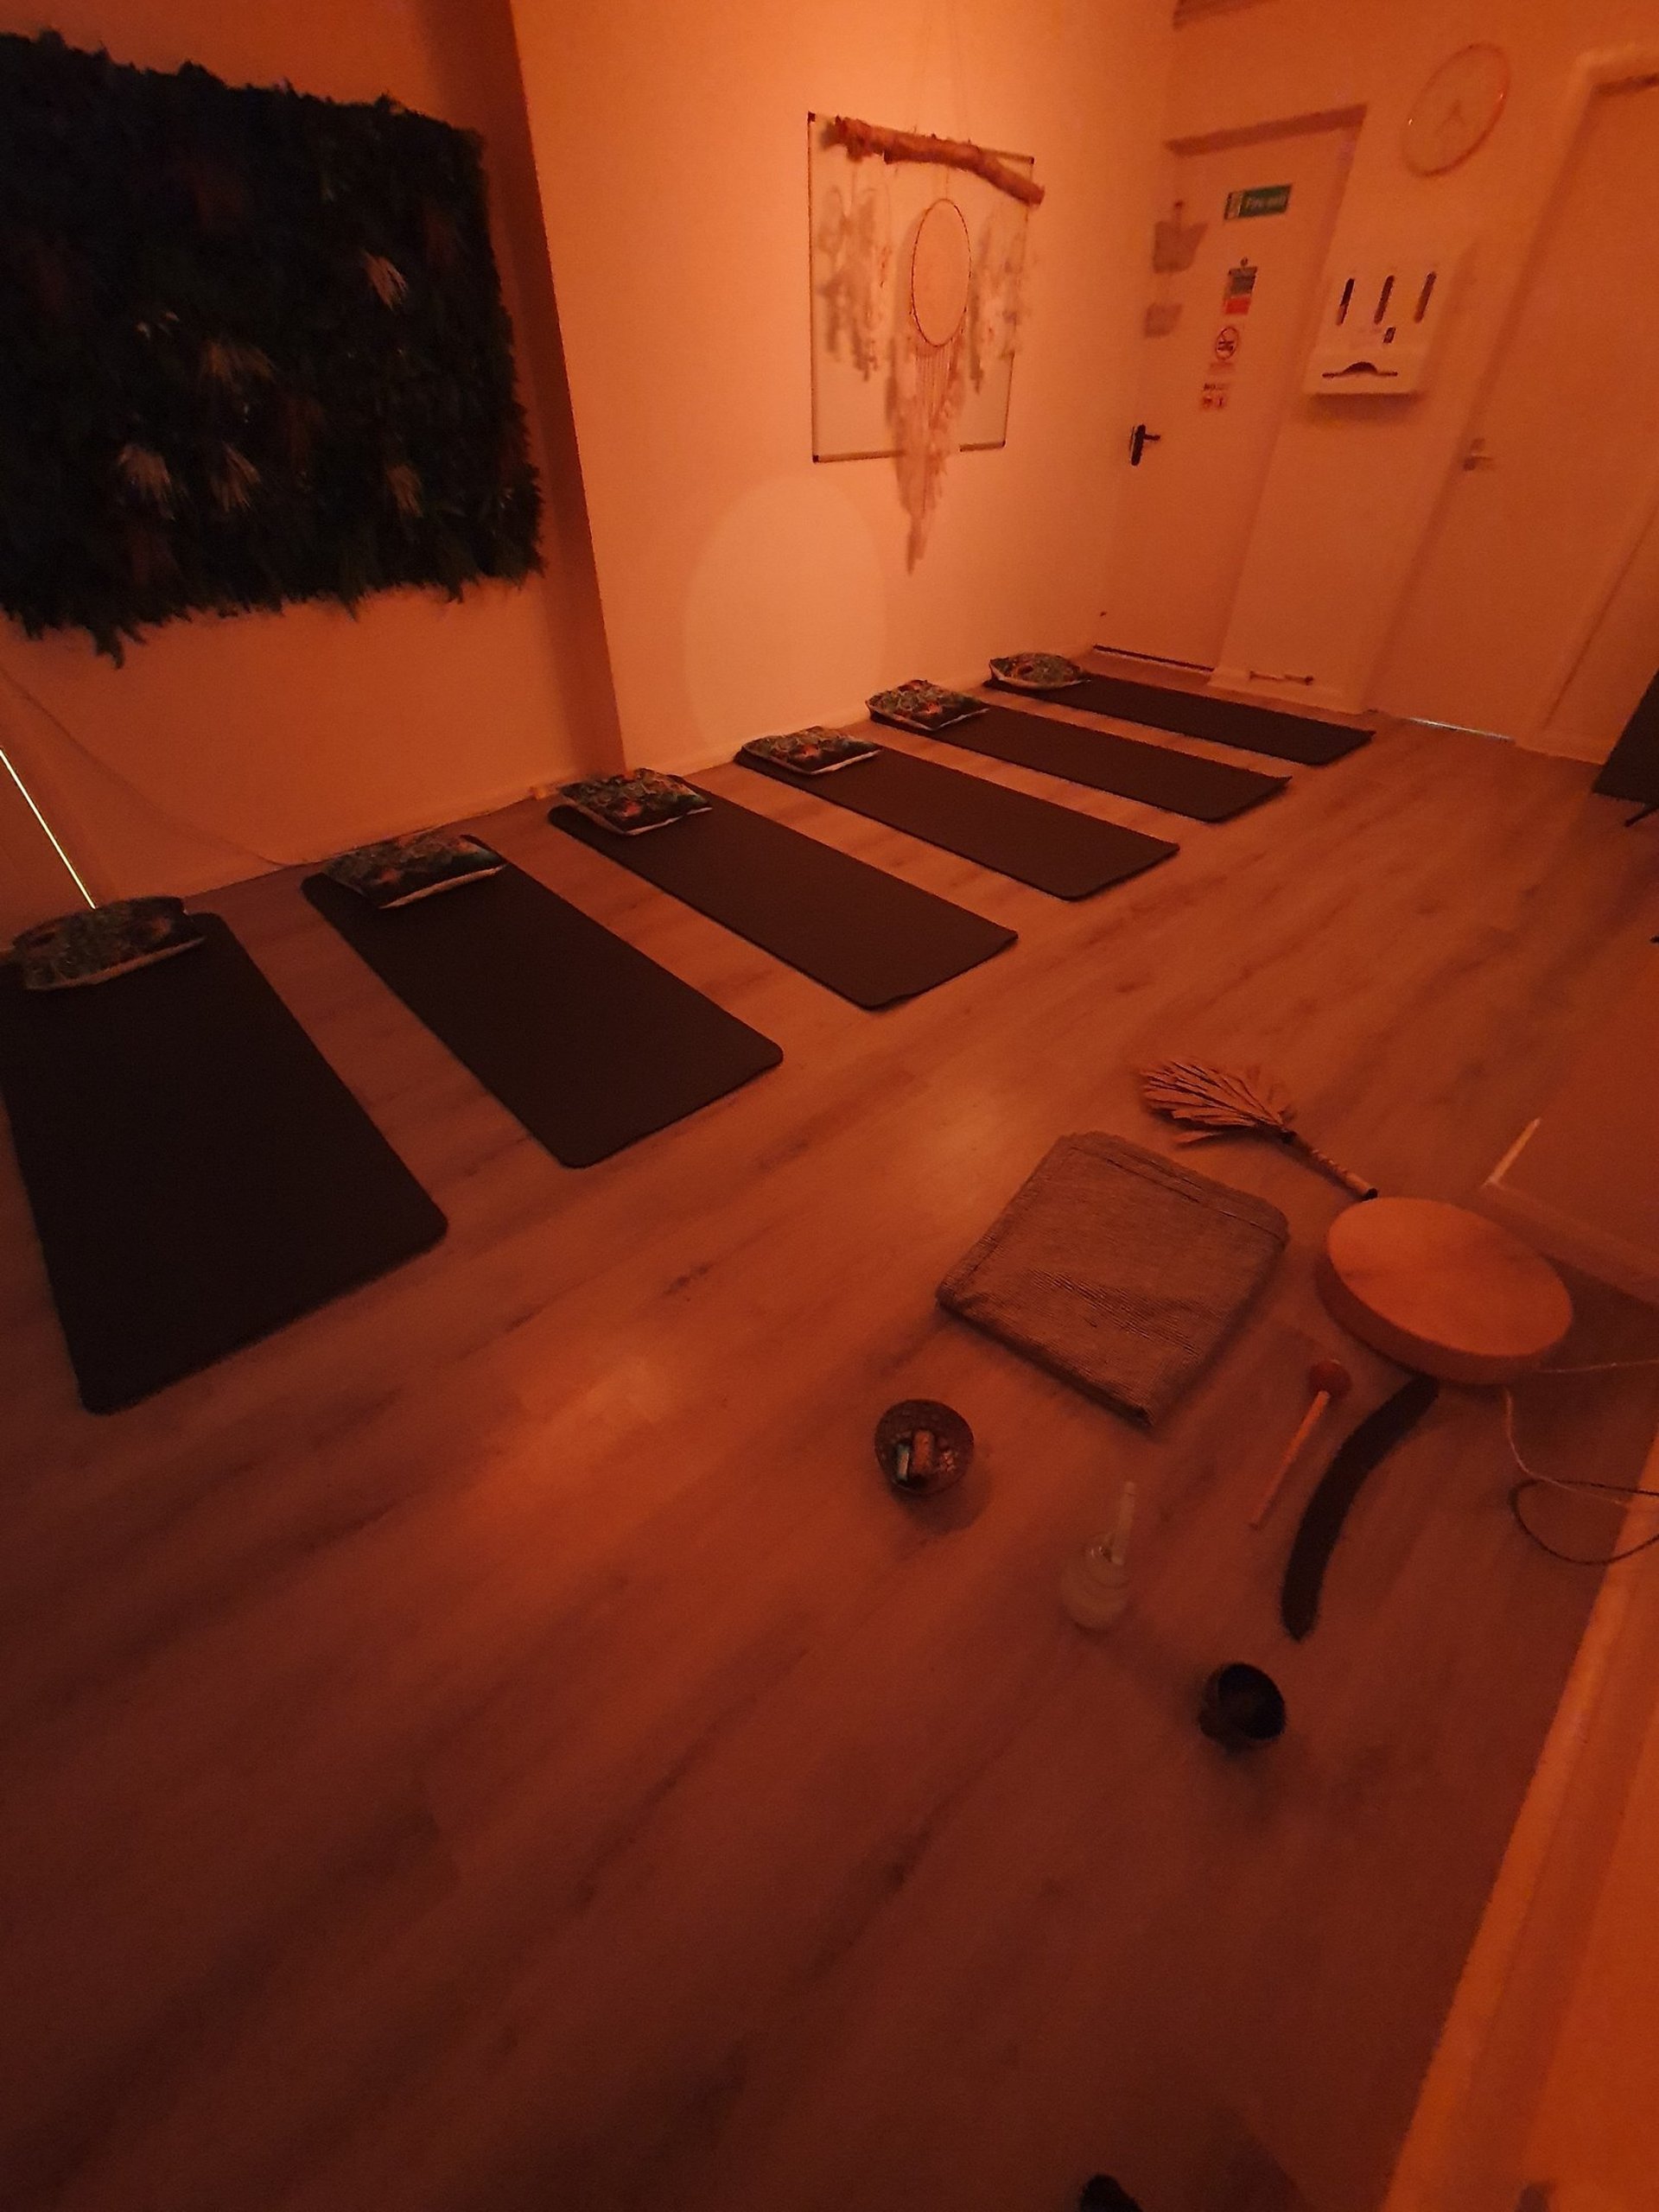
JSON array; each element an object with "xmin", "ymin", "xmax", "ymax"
[{"xmin": 1212, "ymin": 324, "xmax": 1243, "ymax": 365}]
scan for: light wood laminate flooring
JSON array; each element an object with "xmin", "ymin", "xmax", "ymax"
[{"xmin": 3, "ymin": 686, "xmax": 1657, "ymax": 2212}]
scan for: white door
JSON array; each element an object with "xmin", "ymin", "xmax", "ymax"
[
  {"xmin": 1376, "ymin": 75, "xmax": 1659, "ymax": 751},
  {"xmin": 1097, "ymin": 124, "xmax": 1356, "ymax": 670}
]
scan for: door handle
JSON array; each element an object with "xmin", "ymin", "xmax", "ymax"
[{"xmin": 1128, "ymin": 423, "xmax": 1162, "ymax": 466}]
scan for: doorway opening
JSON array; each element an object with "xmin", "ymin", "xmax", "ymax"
[{"xmin": 1375, "ymin": 64, "xmax": 1659, "ymax": 761}]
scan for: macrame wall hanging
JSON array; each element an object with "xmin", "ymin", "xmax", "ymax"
[
  {"xmin": 0, "ymin": 32, "xmax": 541, "ymax": 661},
  {"xmin": 809, "ymin": 112, "xmax": 1042, "ymax": 566},
  {"xmin": 814, "ymin": 159, "xmax": 893, "ymax": 381},
  {"xmin": 893, "ymin": 195, "xmax": 971, "ymax": 563}
]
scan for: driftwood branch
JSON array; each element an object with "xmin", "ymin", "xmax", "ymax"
[{"xmin": 823, "ymin": 115, "xmax": 1045, "ymax": 207}]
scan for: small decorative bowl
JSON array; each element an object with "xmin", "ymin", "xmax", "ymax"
[
  {"xmin": 874, "ymin": 1399, "xmax": 975, "ymax": 1497},
  {"xmin": 1198, "ymin": 1662, "xmax": 1287, "ymax": 1751}
]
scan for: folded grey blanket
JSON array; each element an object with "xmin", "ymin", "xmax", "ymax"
[{"xmin": 937, "ymin": 1132, "xmax": 1288, "ymax": 1425}]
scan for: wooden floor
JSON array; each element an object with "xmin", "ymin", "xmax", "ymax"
[{"xmin": 3, "ymin": 679, "xmax": 1658, "ymax": 2212}]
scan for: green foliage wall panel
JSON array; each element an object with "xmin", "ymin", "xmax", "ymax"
[{"xmin": 0, "ymin": 32, "xmax": 542, "ymax": 659}]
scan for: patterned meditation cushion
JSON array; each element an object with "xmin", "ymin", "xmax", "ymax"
[
  {"xmin": 322, "ymin": 831, "xmax": 505, "ymax": 908},
  {"xmin": 989, "ymin": 652, "xmax": 1085, "ymax": 690},
  {"xmin": 13, "ymin": 895, "xmax": 206, "ymax": 990},
  {"xmin": 559, "ymin": 771, "xmax": 712, "ymax": 836},
  {"xmin": 739, "ymin": 728, "xmax": 880, "ymax": 776},
  {"xmin": 867, "ymin": 679, "xmax": 988, "ymax": 734}
]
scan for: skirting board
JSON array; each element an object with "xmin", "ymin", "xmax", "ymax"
[
  {"xmin": 1482, "ymin": 1121, "xmax": 1659, "ymax": 1308},
  {"xmin": 1379, "ymin": 1422, "xmax": 1659, "ymax": 2212},
  {"xmin": 1209, "ymin": 661, "xmax": 1362, "ymax": 718},
  {"xmin": 1514, "ymin": 727, "xmax": 1609, "ymax": 766},
  {"xmin": 1478, "ymin": 961, "xmax": 1659, "ymax": 1311}
]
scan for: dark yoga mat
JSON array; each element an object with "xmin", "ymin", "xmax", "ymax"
[
  {"xmin": 303, "ymin": 862, "xmax": 781, "ymax": 1168},
  {"xmin": 738, "ymin": 743, "xmax": 1178, "ymax": 899},
  {"xmin": 550, "ymin": 789, "xmax": 1015, "ymax": 1008},
  {"xmin": 925, "ymin": 704, "xmax": 1287, "ymax": 823},
  {"xmin": 992, "ymin": 672, "xmax": 1369, "ymax": 766},
  {"xmin": 0, "ymin": 917, "xmax": 445, "ymax": 1414}
]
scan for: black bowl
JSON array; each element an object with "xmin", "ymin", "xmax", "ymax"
[
  {"xmin": 1198, "ymin": 1662, "xmax": 1286, "ymax": 1751},
  {"xmin": 874, "ymin": 1400, "xmax": 974, "ymax": 1497}
]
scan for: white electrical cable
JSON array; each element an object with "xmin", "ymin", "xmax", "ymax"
[
  {"xmin": 0, "ymin": 737, "xmax": 96, "ymax": 908},
  {"xmin": 0, "ymin": 658, "xmax": 306, "ymax": 875},
  {"xmin": 1503, "ymin": 1357, "xmax": 1659, "ymax": 1567}
]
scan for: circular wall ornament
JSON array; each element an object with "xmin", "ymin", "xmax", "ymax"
[
  {"xmin": 910, "ymin": 197, "xmax": 972, "ymax": 344},
  {"xmin": 1403, "ymin": 42, "xmax": 1510, "ymax": 175}
]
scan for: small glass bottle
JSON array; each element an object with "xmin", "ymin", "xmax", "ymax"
[
  {"xmin": 1061, "ymin": 1479, "xmax": 1135, "ymax": 1632},
  {"xmin": 1060, "ymin": 1539, "xmax": 1130, "ymax": 1630}
]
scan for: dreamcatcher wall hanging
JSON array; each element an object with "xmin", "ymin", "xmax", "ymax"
[
  {"xmin": 894, "ymin": 195, "xmax": 970, "ymax": 561},
  {"xmin": 808, "ymin": 113, "xmax": 1042, "ymax": 566}
]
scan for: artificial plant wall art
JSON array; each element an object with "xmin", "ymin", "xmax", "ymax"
[
  {"xmin": 809, "ymin": 113, "xmax": 1041, "ymax": 564},
  {"xmin": 0, "ymin": 33, "xmax": 541, "ymax": 660}
]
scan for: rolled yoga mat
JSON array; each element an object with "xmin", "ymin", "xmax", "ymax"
[
  {"xmin": 550, "ymin": 789, "xmax": 1016, "ymax": 1008},
  {"xmin": 0, "ymin": 916, "xmax": 445, "ymax": 1414},
  {"xmin": 925, "ymin": 703, "xmax": 1287, "ymax": 823},
  {"xmin": 737, "ymin": 742, "xmax": 1178, "ymax": 900},
  {"xmin": 303, "ymin": 862, "xmax": 782, "ymax": 1169},
  {"xmin": 990, "ymin": 671, "xmax": 1370, "ymax": 766}
]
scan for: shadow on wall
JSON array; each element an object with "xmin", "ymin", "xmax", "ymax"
[
  {"xmin": 411, "ymin": 0, "xmax": 620, "ymax": 759},
  {"xmin": 682, "ymin": 475, "xmax": 888, "ymax": 766}
]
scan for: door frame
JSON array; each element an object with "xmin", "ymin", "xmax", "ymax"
[
  {"xmin": 1368, "ymin": 42, "xmax": 1659, "ymax": 732},
  {"xmin": 1164, "ymin": 100, "xmax": 1366, "ymax": 162},
  {"xmin": 1527, "ymin": 447, "xmax": 1659, "ymax": 758}
]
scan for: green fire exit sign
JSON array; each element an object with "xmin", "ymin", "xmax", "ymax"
[{"xmin": 1224, "ymin": 183, "xmax": 1292, "ymax": 219}]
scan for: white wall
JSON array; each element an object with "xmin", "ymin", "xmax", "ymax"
[
  {"xmin": 0, "ymin": 761, "xmax": 83, "ymax": 938},
  {"xmin": 1164, "ymin": 0, "xmax": 1659, "ymax": 714},
  {"xmin": 511, "ymin": 0, "xmax": 1173, "ymax": 771}
]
